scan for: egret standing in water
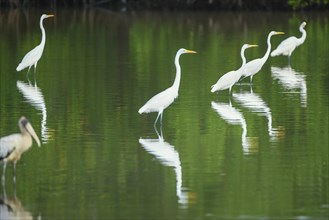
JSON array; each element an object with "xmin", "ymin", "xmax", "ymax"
[
  {"xmin": 138, "ymin": 48, "xmax": 197, "ymax": 127},
  {"xmin": 211, "ymin": 44, "xmax": 258, "ymax": 94},
  {"xmin": 0, "ymin": 117, "xmax": 41, "ymax": 184},
  {"xmin": 239, "ymin": 31, "xmax": 284, "ymax": 84},
  {"xmin": 271, "ymin": 22, "xmax": 307, "ymax": 64},
  {"xmin": 16, "ymin": 14, "xmax": 55, "ymax": 79}
]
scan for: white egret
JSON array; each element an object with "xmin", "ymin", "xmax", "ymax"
[
  {"xmin": 271, "ymin": 22, "xmax": 307, "ymax": 63},
  {"xmin": 16, "ymin": 14, "xmax": 55, "ymax": 78},
  {"xmin": 239, "ymin": 31, "xmax": 285, "ymax": 84},
  {"xmin": 138, "ymin": 48, "xmax": 197, "ymax": 126},
  {"xmin": 0, "ymin": 117, "xmax": 41, "ymax": 183},
  {"xmin": 211, "ymin": 44, "xmax": 258, "ymax": 94}
]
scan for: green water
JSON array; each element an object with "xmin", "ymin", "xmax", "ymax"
[{"xmin": 0, "ymin": 9, "xmax": 328, "ymax": 219}]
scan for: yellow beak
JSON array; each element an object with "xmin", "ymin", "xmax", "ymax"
[
  {"xmin": 185, "ymin": 50, "xmax": 197, "ymax": 54},
  {"xmin": 275, "ymin": 31, "xmax": 285, "ymax": 35},
  {"xmin": 47, "ymin": 14, "xmax": 55, "ymax": 18},
  {"xmin": 248, "ymin": 44, "xmax": 258, "ymax": 48}
]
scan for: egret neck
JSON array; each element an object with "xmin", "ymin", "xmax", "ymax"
[
  {"xmin": 172, "ymin": 51, "xmax": 182, "ymax": 95},
  {"xmin": 297, "ymin": 24, "xmax": 307, "ymax": 46},
  {"xmin": 40, "ymin": 17, "xmax": 47, "ymax": 52}
]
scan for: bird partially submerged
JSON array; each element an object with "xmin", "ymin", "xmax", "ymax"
[{"xmin": 0, "ymin": 117, "xmax": 40, "ymax": 183}]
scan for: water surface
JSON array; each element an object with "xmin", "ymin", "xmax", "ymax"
[{"xmin": 0, "ymin": 9, "xmax": 328, "ymax": 219}]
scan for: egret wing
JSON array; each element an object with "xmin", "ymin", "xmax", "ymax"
[
  {"xmin": 139, "ymin": 88, "xmax": 176, "ymax": 113},
  {"xmin": 242, "ymin": 58, "xmax": 263, "ymax": 77},
  {"xmin": 212, "ymin": 71, "xmax": 238, "ymax": 92},
  {"xmin": 18, "ymin": 45, "xmax": 43, "ymax": 68},
  {"xmin": 272, "ymin": 36, "xmax": 298, "ymax": 56}
]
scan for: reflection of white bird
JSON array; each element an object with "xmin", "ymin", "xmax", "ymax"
[
  {"xmin": 271, "ymin": 22, "xmax": 307, "ymax": 63},
  {"xmin": 0, "ymin": 117, "xmax": 40, "ymax": 183},
  {"xmin": 233, "ymin": 89, "xmax": 283, "ymax": 140},
  {"xmin": 211, "ymin": 101, "xmax": 258, "ymax": 154},
  {"xmin": 17, "ymin": 81, "xmax": 52, "ymax": 143},
  {"xmin": 139, "ymin": 128, "xmax": 189, "ymax": 205},
  {"xmin": 211, "ymin": 44, "xmax": 258, "ymax": 94},
  {"xmin": 240, "ymin": 31, "xmax": 285, "ymax": 84},
  {"xmin": 16, "ymin": 14, "xmax": 54, "ymax": 78},
  {"xmin": 271, "ymin": 66, "xmax": 307, "ymax": 107},
  {"xmin": 138, "ymin": 48, "xmax": 196, "ymax": 127}
]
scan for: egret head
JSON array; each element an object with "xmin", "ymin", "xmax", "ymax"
[
  {"xmin": 178, "ymin": 48, "xmax": 197, "ymax": 55},
  {"xmin": 243, "ymin": 44, "xmax": 258, "ymax": 50},
  {"xmin": 41, "ymin": 14, "xmax": 55, "ymax": 20},
  {"xmin": 19, "ymin": 116, "xmax": 41, "ymax": 147},
  {"xmin": 270, "ymin": 31, "xmax": 285, "ymax": 36},
  {"xmin": 301, "ymin": 21, "xmax": 307, "ymax": 28}
]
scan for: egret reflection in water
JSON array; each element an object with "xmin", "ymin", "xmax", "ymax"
[
  {"xmin": 139, "ymin": 127, "xmax": 190, "ymax": 206},
  {"xmin": 271, "ymin": 66, "xmax": 307, "ymax": 107},
  {"xmin": 16, "ymin": 81, "xmax": 53, "ymax": 143},
  {"xmin": 233, "ymin": 88, "xmax": 285, "ymax": 141},
  {"xmin": 211, "ymin": 101, "xmax": 258, "ymax": 154}
]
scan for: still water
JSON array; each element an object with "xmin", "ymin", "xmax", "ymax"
[{"xmin": 0, "ymin": 9, "xmax": 328, "ymax": 219}]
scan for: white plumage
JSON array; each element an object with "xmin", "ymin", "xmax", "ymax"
[
  {"xmin": 16, "ymin": 14, "xmax": 54, "ymax": 77},
  {"xmin": 240, "ymin": 31, "xmax": 285, "ymax": 84},
  {"xmin": 271, "ymin": 22, "xmax": 307, "ymax": 62},
  {"xmin": 138, "ymin": 48, "xmax": 196, "ymax": 126},
  {"xmin": 211, "ymin": 44, "xmax": 258, "ymax": 94}
]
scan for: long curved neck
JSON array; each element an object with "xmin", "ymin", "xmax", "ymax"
[
  {"xmin": 240, "ymin": 47, "xmax": 247, "ymax": 68},
  {"xmin": 40, "ymin": 18, "xmax": 46, "ymax": 47},
  {"xmin": 297, "ymin": 25, "xmax": 306, "ymax": 45},
  {"xmin": 172, "ymin": 52, "xmax": 182, "ymax": 92},
  {"xmin": 262, "ymin": 33, "xmax": 272, "ymax": 62},
  {"xmin": 238, "ymin": 47, "xmax": 247, "ymax": 76}
]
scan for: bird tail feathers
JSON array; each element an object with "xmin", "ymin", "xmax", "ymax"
[
  {"xmin": 16, "ymin": 63, "xmax": 25, "ymax": 72},
  {"xmin": 138, "ymin": 105, "xmax": 146, "ymax": 114},
  {"xmin": 271, "ymin": 50, "xmax": 279, "ymax": 57},
  {"xmin": 210, "ymin": 84, "xmax": 216, "ymax": 93}
]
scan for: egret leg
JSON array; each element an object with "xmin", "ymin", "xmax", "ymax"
[
  {"xmin": 229, "ymin": 86, "xmax": 232, "ymax": 94},
  {"xmin": 2, "ymin": 163, "xmax": 7, "ymax": 184},
  {"xmin": 250, "ymin": 76, "xmax": 253, "ymax": 85},
  {"xmin": 288, "ymin": 56, "xmax": 291, "ymax": 65},
  {"xmin": 160, "ymin": 112, "xmax": 163, "ymax": 126},
  {"xmin": 154, "ymin": 112, "xmax": 161, "ymax": 128},
  {"xmin": 13, "ymin": 163, "xmax": 16, "ymax": 184},
  {"xmin": 26, "ymin": 66, "xmax": 32, "ymax": 79},
  {"xmin": 34, "ymin": 63, "xmax": 38, "ymax": 82}
]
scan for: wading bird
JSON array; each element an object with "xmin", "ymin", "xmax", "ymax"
[
  {"xmin": 138, "ymin": 48, "xmax": 197, "ymax": 127},
  {"xmin": 211, "ymin": 44, "xmax": 258, "ymax": 94},
  {"xmin": 0, "ymin": 117, "xmax": 41, "ymax": 183},
  {"xmin": 239, "ymin": 31, "xmax": 284, "ymax": 84},
  {"xmin": 16, "ymin": 14, "xmax": 54, "ymax": 79},
  {"xmin": 271, "ymin": 22, "xmax": 307, "ymax": 64}
]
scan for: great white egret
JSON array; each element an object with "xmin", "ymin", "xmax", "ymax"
[
  {"xmin": 0, "ymin": 117, "xmax": 40, "ymax": 183},
  {"xmin": 16, "ymin": 14, "xmax": 55, "ymax": 78},
  {"xmin": 271, "ymin": 22, "xmax": 307, "ymax": 63},
  {"xmin": 138, "ymin": 48, "xmax": 197, "ymax": 126},
  {"xmin": 211, "ymin": 44, "xmax": 258, "ymax": 94},
  {"xmin": 239, "ymin": 31, "xmax": 284, "ymax": 84}
]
